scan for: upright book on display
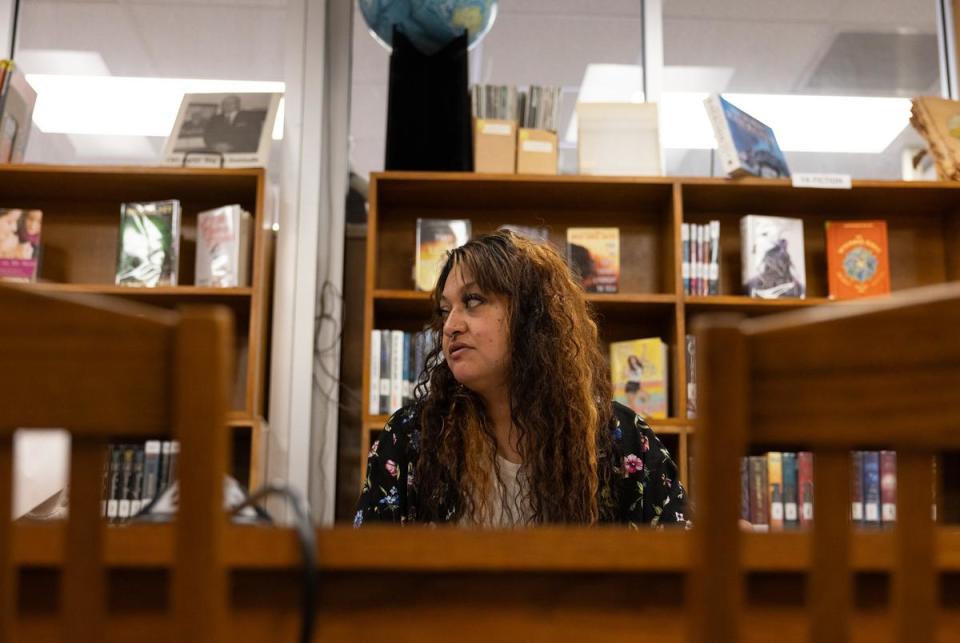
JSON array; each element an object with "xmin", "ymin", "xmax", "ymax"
[
  {"xmin": 741, "ymin": 215, "xmax": 806, "ymax": 298},
  {"xmin": 0, "ymin": 208, "xmax": 42, "ymax": 282},
  {"xmin": 566, "ymin": 227, "xmax": 620, "ymax": 293},
  {"xmin": 704, "ymin": 94, "xmax": 790, "ymax": 178},
  {"xmin": 825, "ymin": 220, "xmax": 890, "ymax": 299},
  {"xmin": 195, "ymin": 204, "xmax": 253, "ymax": 287},
  {"xmin": 609, "ymin": 337, "xmax": 668, "ymax": 419},
  {"xmin": 414, "ymin": 218, "xmax": 471, "ymax": 292},
  {"xmin": 116, "ymin": 200, "xmax": 181, "ymax": 287}
]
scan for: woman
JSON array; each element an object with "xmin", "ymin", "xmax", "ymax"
[{"xmin": 355, "ymin": 231, "xmax": 687, "ymax": 528}]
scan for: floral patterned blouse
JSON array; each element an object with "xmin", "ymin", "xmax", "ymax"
[{"xmin": 355, "ymin": 401, "xmax": 689, "ymax": 528}]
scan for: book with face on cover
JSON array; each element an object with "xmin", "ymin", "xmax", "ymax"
[
  {"xmin": 116, "ymin": 200, "xmax": 181, "ymax": 287},
  {"xmin": 609, "ymin": 337, "xmax": 668, "ymax": 419},
  {"xmin": 825, "ymin": 220, "xmax": 890, "ymax": 299},
  {"xmin": 566, "ymin": 227, "xmax": 620, "ymax": 293},
  {"xmin": 195, "ymin": 204, "xmax": 253, "ymax": 287},
  {"xmin": 0, "ymin": 208, "xmax": 42, "ymax": 282},
  {"xmin": 740, "ymin": 215, "xmax": 806, "ymax": 299},
  {"xmin": 414, "ymin": 218, "xmax": 471, "ymax": 292}
]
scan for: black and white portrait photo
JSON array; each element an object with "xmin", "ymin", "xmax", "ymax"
[{"xmin": 163, "ymin": 92, "xmax": 282, "ymax": 168}]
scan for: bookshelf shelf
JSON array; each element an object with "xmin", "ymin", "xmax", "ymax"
[
  {"xmin": 362, "ymin": 172, "xmax": 960, "ymax": 501},
  {"xmin": 2, "ymin": 165, "xmax": 272, "ymax": 490}
]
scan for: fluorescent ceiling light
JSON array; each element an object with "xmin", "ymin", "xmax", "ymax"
[
  {"xmin": 26, "ymin": 74, "xmax": 285, "ymax": 139},
  {"xmin": 660, "ymin": 92, "xmax": 911, "ymax": 154}
]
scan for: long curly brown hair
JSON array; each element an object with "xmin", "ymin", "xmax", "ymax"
[{"xmin": 414, "ymin": 231, "xmax": 615, "ymax": 524}]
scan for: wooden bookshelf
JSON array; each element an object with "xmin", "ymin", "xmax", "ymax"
[
  {"xmin": 362, "ymin": 172, "xmax": 960, "ymax": 496},
  {"xmin": 0, "ymin": 164, "xmax": 273, "ymax": 489}
]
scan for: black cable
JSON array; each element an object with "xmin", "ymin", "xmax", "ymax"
[
  {"xmin": 8, "ymin": 0, "xmax": 20, "ymax": 59},
  {"xmin": 231, "ymin": 484, "xmax": 317, "ymax": 643}
]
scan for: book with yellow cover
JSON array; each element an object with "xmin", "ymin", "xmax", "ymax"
[
  {"xmin": 609, "ymin": 337, "xmax": 667, "ymax": 419},
  {"xmin": 825, "ymin": 220, "xmax": 890, "ymax": 299},
  {"xmin": 566, "ymin": 227, "xmax": 619, "ymax": 293},
  {"xmin": 414, "ymin": 218, "xmax": 471, "ymax": 292}
]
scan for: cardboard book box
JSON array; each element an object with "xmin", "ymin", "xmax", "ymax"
[
  {"xmin": 516, "ymin": 128, "xmax": 558, "ymax": 175},
  {"xmin": 473, "ymin": 118, "xmax": 516, "ymax": 173}
]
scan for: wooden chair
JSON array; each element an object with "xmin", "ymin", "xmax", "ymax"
[
  {"xmin": 0, "ymin": 282, "xmax": 233, "ymax": 642},
  {"xmin": 690, "ymin": 282, "xmax": 960, "ymax": 643}
]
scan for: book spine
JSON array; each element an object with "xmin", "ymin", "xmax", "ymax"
[
  {"xmin": 703, "ymin": 94, "xmax": 741, "ymax": 176},
  {"xmin": 118, "ymin": 445, "xmax": 134, "ymax": 521},
  {"xmin": 740, "ymin": 216, "xmax": 754, "ymax": 297},
  {"xmin": 798, "ymin": 451, "xmax": 814, "ymax": 527},
  {"xmin": 740, "ymin": 456, "xmax": 750, "ymax": 522},
  {"xmin": 107, "ymin": 445, "xmax": 122, "ymax": 522},
  {"xmin": 414, "ymin": 330, "xmax": 425, "ymax": 398},
  {"xmin": 863, "ymin": 450, "xmax": 881, "ymax": 527},
  {"xmin": 880, "ymin": 450, "xmax": 897, "ymax": 524},
  {"xmin": 142, "ymin": 439, "xmax": 161, "ymax": 507},
  {"xmin": 159, "ymin": 440, "xmax": 172, "ymax": 493},
  {"xmin": 380, "ymin": 330, "xmax": 391, "ymax": 413},
  {"xmin": 685, "ymin": 334, "xmax": 696, "ymax": 419},
  {"xmin": 851, "ymin": 451, "xmax": 864, "ymax": 524},
  {"xmin": 390, "ymin": 329, "xmax": 404, "ymax": 413},
  {"xmin": 693, "ymin": 224, "xmax": 702, "ymax": 296},
  {"xmin": 681, "ymin": 223, "xmax": 690, "ymax": 295},
  {"xmin": 403, "ymin": 331, "xmax": 413, "ymax": 406},
  {"xmin": 709, "ymin": 220, "xmax": 720, "ymax": 295},
  {"xmin": 130, "ymin": 444, "xmax": 145, "ymax": 517},
  {"xmin": 767, "ymin": 452, "xmax": 784, "ymax": 531},
  {"xmin": 701, "ymin": 224, "xmax": 710, "ymax": 295},
  {"xmin": 749, "ymin": 455, "xmax": 769, "ymax": 531},
  {"xmin": 369, "ymin": 330, "xmax": 381, "ymax": 415},
  {"xmin": 167, "ymin": 440, "xmax": 180, "ymax": 487},
  {"xmin": 782, "ymin": 451, "xmax": 798, "ymax": 529}
]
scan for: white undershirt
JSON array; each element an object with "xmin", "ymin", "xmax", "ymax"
[{"xmin": 461, "ymin": 454, "xmax": 533, "ymax": 528}]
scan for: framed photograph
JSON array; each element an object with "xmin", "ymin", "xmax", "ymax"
[{"xmin": 162, "ymin": 92, "xmax": 282, "ymax": 168}]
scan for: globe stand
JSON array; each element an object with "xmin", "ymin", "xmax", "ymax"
[{"xmin": 384, "ymin": 28, "xmax": 473, "ymax": 172}]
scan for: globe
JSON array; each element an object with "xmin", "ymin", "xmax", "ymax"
[{"xmin": 359, "ymin": 0, "xmax": 498, "ymax": 55}]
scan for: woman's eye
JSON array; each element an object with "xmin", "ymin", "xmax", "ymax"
[
  {"xmin": 437, "ymin": 308, "xmax": 450, "ymax": 318},
  {"xmin": 464, "ymin": 294, "xmax": 484, "ymax": 308}
]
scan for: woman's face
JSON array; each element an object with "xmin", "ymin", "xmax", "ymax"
[
  {"xmin": 439, "ymin": 264, "xmax": 511, "ymax": 397},
  {"xmin": 0, "ymin": 210, "xmax": 19, "ymax": 238},
  {"xmin": 24, "ymin": 210, "xmax": 41, "ymax": 236}
]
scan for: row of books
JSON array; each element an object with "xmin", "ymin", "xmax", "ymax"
[
  {"xmin": 909, "ymin": 97, "xmax": 960, "ymax": 181},
  {"xmin": 102, "ymin": 440, "xmax": 180, "ymax": 523},
  {"xmin": 0, "ymin": 60, "xmax": 37, "ymax": 163},
  {"xmin": 682, "ymin": 221, "xmax": 719, "ymax": 296},
  {"xmin": 741, "ymin": 451, "xmax": 897, "ymax": 531},
  {"xmin": 0, "ymin": 202, "xmax": 252, "ymax": 287},
  {"xmin": 412, "ymin": 216, "xmax": 891, "ymax": 300},
  {"xmin": 368, "ymin": 329, "xmax": 437, "ymax": 416},
  {"xmin": 470, "ymin": 84, "xmax": 562, "ymax": 132}
]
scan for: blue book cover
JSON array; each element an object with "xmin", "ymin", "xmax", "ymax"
[
  {"xmin": 705, "ymin": 94, "xmax": 790, "ymax": 178},
  {"xmin": 862, "ymin": 450, "xmax": 881, "ymax": 527}
]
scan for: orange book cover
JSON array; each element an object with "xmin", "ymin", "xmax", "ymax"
[{"xmin": 825, "ymin": 220, "xmax": 890, "ymax": 299}]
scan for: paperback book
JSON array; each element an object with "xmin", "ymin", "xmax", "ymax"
[
  {"xmin": 741, "ymin": 215, "xmax": 806, "ymax": 298},
  {"xmin": 567, "ymin": 227, "xmax": 620, "ymax": 293},
  {"xmin": 414, "ymin": 218, "xmax": 471, "ymax": 292},
  {"xmin": 195, "ymin": 204, "xmax": 253, "ymax": 287},
  {"xmin": 0, "ymin": 60, "xmax": 37, "ymax": 163},
  {"xmin": 0, "ymin": 208, "xmax": 42, "ymax": 282},
  {"xmin": 609, "ymin": 337, "xmax": 668, "ymax": 419},
  {"xmin": 116, "ymin": 200, "xmax": 181, "ymax": 287},
  {"xmin": 704, "ymin": 94, "xmax": 790, "ymax": 178},
  {"xmin": 825, "ymin": 220, "xmax": 890, "ymax": 299}
]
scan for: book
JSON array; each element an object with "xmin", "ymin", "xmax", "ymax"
[
  {"xmin": 0, "ymin": 208, "xmax": 42, "ymax": 282},
  {"xmin": 748, "ymin": 455, "xmax": 769, "ymax": 531},
  {"xmin": 0, "ymin": 61, "xmax": 37, "ymax": 163},
  {"xmin": 567, "ymin": 227, "xmax": 620, "ymax": 293},
  {"xmin": 741, "ymin": 215, "xmax": 806, "ymax": 298},
  {"xmin": 740, "ymin": 457, "xmax": 750, "ymax": 522},
  {"xmin": 851, "ymin": 451, "xmax": 864, "ymax": 524},
  {"xmin": 825, "ymin": 220, "xmax": 890, "ymax": 299},
  {"xmin": 609, "ymin": 337, "xmax": 668, "ymax": 419},
  {"xmin": 195, "ymin": 204, "xmax": 253, "ymax": 287},
  {"xmin": 681, "ymin": 223, "xmax": 690, "ymax": 294},
  {"xmin": 704, "ymin": 94, "xmax": 790, "ymax": 178},
  {"xmin": 767, "ymin": 452, "xmax": 784, "ymax": 531},
  {"xmin": 414, "ymin": 218, "xmax": 471, "ymax": 292},
  {"xmin": 685, "ymin": 334, "xmax": 696, "ymax": 419},
  {"xmin": 116, "ymin": 200, "xmax": 182, "ymax": 287},
  {"xmin": 369, "ymin": 330, "xmax": 381, "ymax": 415},
  {"xmin": 862, "ymin": 450, "xmax": 881, "ymax": 527},
  {"xmin": 880, "ymin": 450, "xmax": 897, "ymax": 524},
  {"xmin": 782, "ymin": 452, "xmax": 798, "ymax": 529},
  {"xmin": 162, "ymin": 92, "xmax": 282, "ymax": 169},
  {"xmin": 708, "ymin": 220, "xmax": 720, "ymax": 295},
  {"xmin": 798, "ymin": 451, "xmax": 814, "ymax": 527},
  {"xmin": 142, "ymin": 440, "xmax": 161, "ymax": 508}
]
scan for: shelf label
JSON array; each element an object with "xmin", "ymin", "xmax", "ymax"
[
  {"xmin": 479, "ymin": 120, "xmax": 513, "ymax": 136},
  {"xmin": 792, "ymin": 173, "xmax": 852, "ymax": 189}
]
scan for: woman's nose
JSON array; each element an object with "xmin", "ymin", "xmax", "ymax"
[{"xmin": 443, "ymin": 307, "xmax": 466, "ymax": 336}]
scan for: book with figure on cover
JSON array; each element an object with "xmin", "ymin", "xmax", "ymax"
[
  {"xmin": 704, "ymin": 94, "xmax": 790, "ymax": 178},
  {"xmin": 414, "ymin": 218, "xmax": 471, "ymax": 291},
  {"xmin": 566, "ymin": 227, "xmax": 620, "ymax": 293},
  {"xmin": 0, "ymin": 208, "xmax": 42, "ymax": 282},
  {"xmin": 195, "ymin": 204, "xmax": 252, "ymax": 287},
  {"xmin": 116, "ymin": 200, "xmax": 181, "ymax": 287},
  {"xmin": 741, "ymin": 215, "xmax": 806, "ymax": 299},
  {"xmin": 0, "ymin": 60, "xmax": 38, "ymax": 163},
  {"xmin": 825, "ymin": 220, "xmax": 890, "ymax": 299},
  {"xmin": 609, "ymin": 337, "xmax": 668, "ymax": 419}
]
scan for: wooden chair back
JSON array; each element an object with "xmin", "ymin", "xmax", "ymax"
[
  {"xmin": 0, "ymin": 283, "xmax": 233, "ymax": 642},
  {"xmin": 690, "ymin": 282, "xmax": 960, "ymax": 643}
]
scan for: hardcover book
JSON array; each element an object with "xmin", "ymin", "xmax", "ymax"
[
  {"xmin": 767, "ymin": 452, "xmax": 784, "ymax": 531},
  {"xmin": 862, "ymin": 450, "xmax": 881, "ymax": 527},
  {"xmin": 609, "ymin": 337, "xmax": 668, "ymax": 419},
  {"xmin": 414, "ymin": 218, "xmax": 471, "ymax": 292},
  {"xmin": 741, "ymin": 215, "xmax": 806, "ymax": 298},
  {"xmin": 825, "ymin": 220, "xmax": 890, "ymax": 299},
  {"xmin": 704, "ymin": 94, "xmax": 790, "ymax": 178},
  {"xmin": 0, "ymin": 60, "xmax": 37, "ymax": 163},
  {"xmin": 116, "ymin": 200, "xmax": 181, "ymax": 287},
  {"xmin": 195, "ymin": 204, "xmax": 252, "ymax": 287},
  {"xmin": 880, "ymin": 450, "xmax": 897, "ymax": 524},
  {"xmin": 749, "ymin": 455, "xmax": 769, "ymax": 531},
  {"xmin": 782, "ymin": 451, "xmax": 798, "ymax": 529},
  {"xmin": 567, "ymin": 227, "xmax": 620, "ymax": 293},
  {"xmin": 0, "ymin": 208, "xmax": 42, "ymax": 282},
  {"xmin": 798, "ymin": 451, "xmax": 814, "ymax": 527}
]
